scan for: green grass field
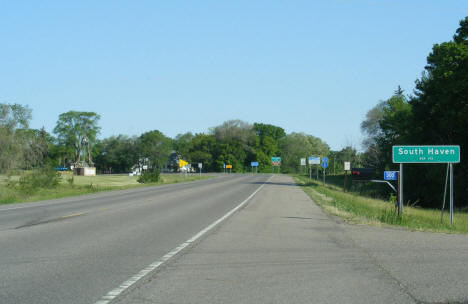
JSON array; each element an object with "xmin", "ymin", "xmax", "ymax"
[
  {"xmin": 0, "ymin": 172, "xmax": 212, "ymax": 205},
  {"xmin": 294, "ymin": 174, "xmax": 468, "ymax": 234}
]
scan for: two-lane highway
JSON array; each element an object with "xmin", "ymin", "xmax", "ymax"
[{"xmin": 0, "ymin": 174, "xmax": 272, "ymax": 304}]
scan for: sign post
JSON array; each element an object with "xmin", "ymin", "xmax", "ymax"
[
  {"xmin": 251, "ymin": 162, "xmax": 259, "ymax": 174},
  {"xmin": 344, "ymin": 161, "xmax": 350, "ymax": 192},
  {"xmin": 322, "ymin": 157, "xmax": 328, "ymax": 185},
  {"xmin": 271, "ymin": 157, "xmax": 281, "ymax": 173},
  {"xmin": 393, "ymin": 145, "xmax": 460, "ymax": 223},
  {"xmin": 198, "ymin": 163, "xmax": 202, "ymax": 176},
  {"xmin": 309, "ymin": 157, "xmax": 320, "ymax": 180},
  {"xmin": 300, "ymin": 158, "xmax": 306, "ymax": 175}
]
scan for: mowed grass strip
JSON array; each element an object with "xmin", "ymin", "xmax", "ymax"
[
  {"xmin": 294, "ymin": 175, "xmax": 468, "ymax": 234},
  {"xmin": 0, "ymin": 172, "xmax": 212, "ymax": 205}
]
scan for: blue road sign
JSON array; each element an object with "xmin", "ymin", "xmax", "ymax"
[
  {"xmin": 251, "ymin": 162, "xmax": 259, "ymax": 167},
  {"xmin": 322, "ymin": 157, "xmax": 328, "ymax": 162},
  {"xmin": 384, "ymin": 171, "xmax": 398, "ymax": 180},
  {"xmin": 322, "ymin": 162, "xmax": 328, "ymax": 169},
  {"xmin": 223, "ymin": 164, "xmax": 226, "ymax": 169}
]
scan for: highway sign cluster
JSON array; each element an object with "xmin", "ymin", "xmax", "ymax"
[{"xmin": 271, "ymin": 157, "xmax": 281, "ymax": 166}]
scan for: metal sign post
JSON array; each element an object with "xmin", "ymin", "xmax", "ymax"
[
  {"xmin": 271, "ymin": 157, "xmax": 281, "ymax": 173},
  {"xmin": 344, "ymin": 162, "xmax": 351, "ymax": 192},
  {"xmin": 251, "ymin": 162, "xmax": 259, "ymax": 174},
  {"xmin": 450, "ymin": 163, "xmax": 454, "ymax": 225},
  {"xmin": 441, "ymin": 164, "xmax": 449, "ymax": 223},
  {"xmin": 399, "ymin": 163, "xmax": 403, "ymax": 215},
  {"xmin": 308, "ymin": 157, "xmax": 320, "ymax": 180},
  {"xmin": 322, "ymin": 157, "xmax": 328, "ymax": 185}
]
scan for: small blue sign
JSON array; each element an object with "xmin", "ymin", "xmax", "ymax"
[
  {"xmin": 251, "ymin": 162, "xmax": 259, "ymax": 167},
  {"xmin": 322, "ymin": 162, "xmax": 328, "ymax": 169},
  {"xmin": 223, "ymin": 164, "xmax": 226, "ymax": 169},
  {"xmin": 322, "ymin": 157, "xmax": 328, "ymax": 162},
  {"xmin": 384, "ymin": 171, "xmax": 398, "ymax": 180}
]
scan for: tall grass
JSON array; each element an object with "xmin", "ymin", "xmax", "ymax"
[
  {"xmin": 294, "ymin": 175, "xmax": 468, "ymax": 234},
  {"xmin": 0, "ymin": 172, "xmax": 212, "ymax": 205}
]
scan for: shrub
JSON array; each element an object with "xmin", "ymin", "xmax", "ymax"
[
  {"xmin": 137, "ymin": 168, "xmax": 160, "ymax": 183},
  {"xmin": 17, "ymin": 167, "xmax": 62, "ymax": 194}
]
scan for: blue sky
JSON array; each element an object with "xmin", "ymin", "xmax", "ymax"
[{"xmin": 1, "ymin": 1, "xmax": 467, "ymax": 150}]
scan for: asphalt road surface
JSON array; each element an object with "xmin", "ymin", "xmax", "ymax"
[
  {"xmin": 116, "ymin": 175, "xmax": 468, "ymax": 304},
  {"xmin": 3, "ymin": 174, "xmax": 468, "ymax": 304},
  {"xmin": 0, "ymin": 173, "xmax": 272, "ymax": 304}
]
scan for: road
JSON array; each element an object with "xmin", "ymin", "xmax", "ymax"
[
  {"xmin": 117, "ymin": 175, "xmax": 468, "ymax": 304},
  {"xmin": 3, "ymin": 174, "xmax": 468, "ymax": 304},
  {"xmin": 0, "ymin": 173, "xmax": 272, "ymax": 304}
]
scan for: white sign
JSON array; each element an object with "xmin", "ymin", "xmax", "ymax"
[
  {"xmin": 344, "ymin": 162, "xmax": 351, "ymax": 171},
  {"xmin": 308, "ymin": 156, "xmax": 320, "ymax": 165},
  {"xmin": 300, "ymin": 158, "xmax": 306, "ymax": 166},
  {"xmin": 142, "ymin": 165, "xmax": 148, "ymax": 170},
  {"xmin": 198, "ymin": 163, "xmax": 202, "ymax": 169}
]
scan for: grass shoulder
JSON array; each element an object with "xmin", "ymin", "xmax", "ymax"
[
  {"xmin": 0, "ymin": 172, "xmax": 213, "ymax": 205},
  {"xmin": 293, "ymin": 174, "xmax": 468, "ymax": 234}
]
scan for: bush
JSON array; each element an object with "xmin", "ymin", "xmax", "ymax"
[
  {"xmin": 137, "ymin": 168, "xmax": 160, "ymax": 183},
  {"xmin": 16, "ymin": 167, "xmax": 62, "ymax": 194}
]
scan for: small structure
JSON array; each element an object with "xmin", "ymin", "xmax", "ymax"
[{"xmin": 73, "ymin": 135, "xmax": 96, "ymax": 176}]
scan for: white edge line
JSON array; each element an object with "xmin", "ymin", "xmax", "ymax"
[{"xmin": 94, "ymin": 175, "xmax": 273, "ymax": 304}]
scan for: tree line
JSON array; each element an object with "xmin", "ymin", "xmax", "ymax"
[
  {"xmin": 0, "ymin": 107, "xmax": 341, "ymax": 175},
  {"xmin": 360, "ymin": 17, "xmax": 468, "ymax": 208}
]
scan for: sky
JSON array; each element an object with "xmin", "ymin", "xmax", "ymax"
[{"xmin": 1, "ymin": 1, "xmax": 467, "ymax": 151}]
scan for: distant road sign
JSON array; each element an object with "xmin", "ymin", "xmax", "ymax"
[
  {"xmin": 384, "ymin": 171, "xmax": 398, "ymax": 180},
  {"xmin": 322, "ymin": 162, "xmax": 328, "ymax": 169},
  {"xmin": 393, "ymin": 145, "xmax": 460, "ymax": 163},
  {"xmin": 271, "ymin": 157, "xmax": 281, "ymax": 166},
  {"xmin": 300, "ymin": 158, "xmax": 306, "ymax": 166},
  {"xmin": 251, "ymin": 162, "xmax": 259, "ymax": 167},
  {"xmin": 322, "ymin": 157, "xmax": 328, "ymax": 163},
  {"xmin": 344, "ymin": 162, "xmax": 351, "ymax": 171},
  {"xmin": 198, "ymin": 163, "xmax": 202, "ymax": 169},
  {"xmin": 226, "ymin": 165, "xmax": 232, "ymax": 169},
  {"xmin": 223, "ymin": 164, "xmax": 226, "ymax": 169},
  {"xmin": 308, "ymin": 156, "xmax": 320, "ymax": 165}
]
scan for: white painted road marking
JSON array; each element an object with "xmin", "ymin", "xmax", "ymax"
[{"xmin": 94, "ymin": 175, "xmax": 273, "ymax": 304}]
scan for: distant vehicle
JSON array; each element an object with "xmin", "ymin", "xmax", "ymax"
[{"xmin": 351, "ymin": 168, "xmax": 375, "ymax": 180}]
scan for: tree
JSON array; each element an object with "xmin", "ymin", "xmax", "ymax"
[
  {"xmin": 407, "ymin": 16, "xmax": 468, "ymax": 207},
  {"xmin": 173, "ymin": 132, "xmax": 194, "ymax": 159},
  {"xmin": 94, "ymin": 135, "xmax": 138, "ymax": 173},
  {"xmin": 188, "ymin": 134, "xmax": 216, "ymax": 171},
  {"xmin": 280, "ymin": 132, "xmax": 329, "ymax": 173},
  {"xmin": 136, "ymin": 130, "xmax": 173, "ymax": 170},
  {"xmin": 53, "ymin": 111, "xmax": 101, "ymax": 165},
  {"xmin": 360, "ymin": 17, "xmax": 468, "ymax": 207},
  {"xmin": 0, "ymin": 103, "xmax": 32, "ymax": 172}
]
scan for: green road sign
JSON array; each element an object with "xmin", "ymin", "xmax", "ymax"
[
  {"xmin": 271, "ymin": 157, "xmax": 281, "ymax": 162},
  {"xmin": 393, "ymin": 145, "xmax": 460, "ymax": 163}
]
